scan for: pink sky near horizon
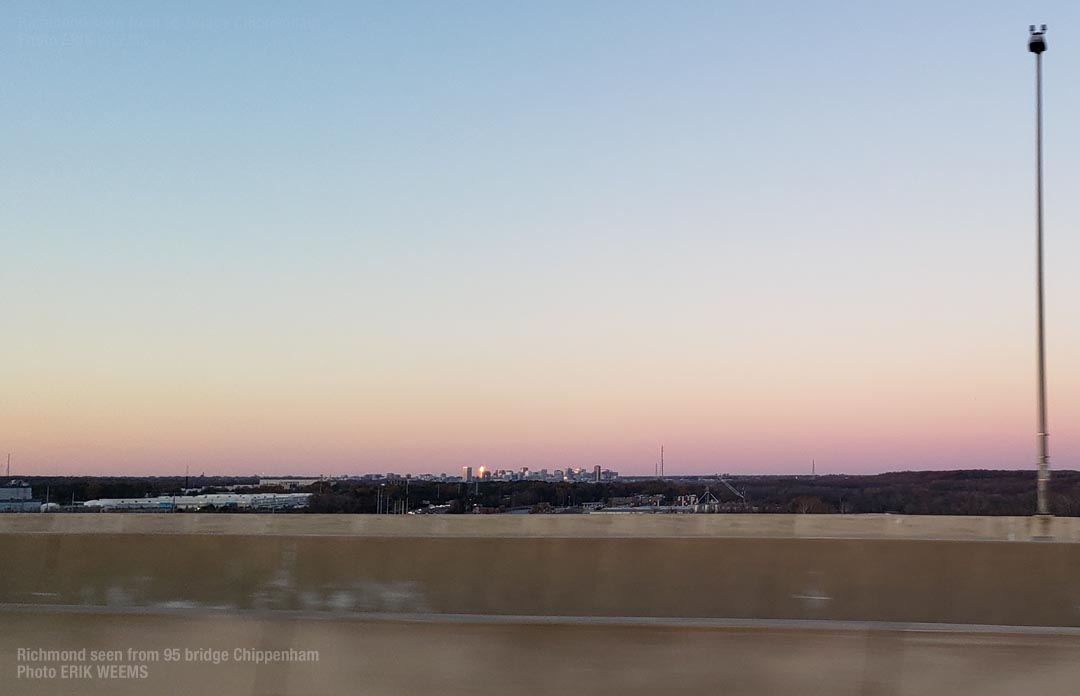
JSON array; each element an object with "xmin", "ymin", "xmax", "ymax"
[{"xmin": 5, "ymin": 337, "xmax": 1077, "ymax": 476}]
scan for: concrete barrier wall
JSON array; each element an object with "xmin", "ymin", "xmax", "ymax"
[
  {"xmin": 3, "ymin": 514, "xmax": 1080, "ymax": 695},
  {"xmin": 1, "ymin": 515, "xmax": 1078, "ymax": 626}
]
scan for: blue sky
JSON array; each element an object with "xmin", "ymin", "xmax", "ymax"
[{"xmin": 2, "ymin": 1, "xmax": 1079, "ymax": 475}]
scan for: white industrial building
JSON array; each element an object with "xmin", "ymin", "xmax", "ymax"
[{"xmin": 83, "ymin": 492, "xmax": 312, "ymax": 511}]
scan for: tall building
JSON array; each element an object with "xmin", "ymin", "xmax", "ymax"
[
  {"xmin": 594, "ymin": 465, "xmax": 601, "ymax": 483},
  {"xmin": 462, "ymin": 466, "xmax": 473, "ymax": 482}
]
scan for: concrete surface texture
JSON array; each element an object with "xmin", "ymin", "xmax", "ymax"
[
  {"xmin": 0, "ymin": 511, "xmax": 1072, "ymax": 540},
  {"xmin": 2, "ymin": 514, "xmax": 1079, "ymax": 695},
  {"xmin": 4, "ymin": 612, "xmax": 1080, "ymax": 696}
]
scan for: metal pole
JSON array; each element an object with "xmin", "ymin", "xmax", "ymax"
[{"xmin": 1029, "ymin": 25, "xmax": 1049, "ymax": 515}]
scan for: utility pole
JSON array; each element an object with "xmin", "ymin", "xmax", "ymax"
[{"xmin": 1029, "ymin": 25, "xmax": 1050, "ymax": 516}]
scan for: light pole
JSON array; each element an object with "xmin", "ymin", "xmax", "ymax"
[{"xmin": 1028, "ymin": 25, "xmax": 1050, "ymax": 516}]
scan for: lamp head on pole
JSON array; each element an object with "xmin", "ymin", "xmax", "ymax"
[{"xmin": 1029, "ymin": 24, "xmax": 1047, "ymax": 54}]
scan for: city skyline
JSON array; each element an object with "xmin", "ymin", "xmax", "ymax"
[{"xmin": 3, "ymin": 2, "xmax": 1080, "ymax": 476}]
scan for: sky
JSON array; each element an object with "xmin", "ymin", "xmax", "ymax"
[{"xmin": 2, "ymin": 1, "xmax": 1079, "ymax": 477}]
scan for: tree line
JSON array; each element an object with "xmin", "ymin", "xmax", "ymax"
[{"xmin": 17, "ymin": 470, "xmax": 1080, "ymax": 516}]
